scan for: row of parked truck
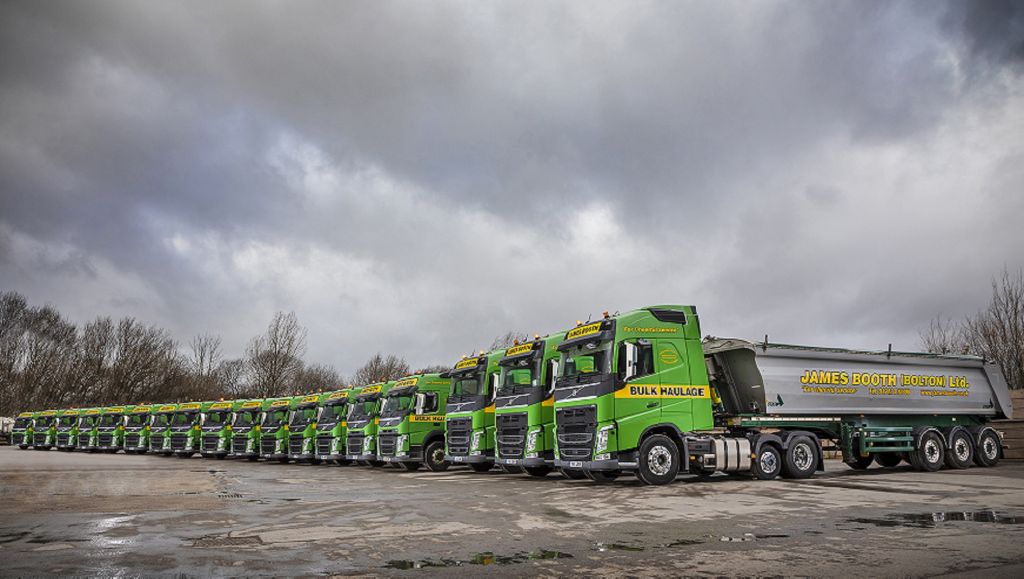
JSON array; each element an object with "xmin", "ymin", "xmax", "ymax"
[{"xmin": 10, "ymin": 305, "xmax": 1015, "ymax": 484}]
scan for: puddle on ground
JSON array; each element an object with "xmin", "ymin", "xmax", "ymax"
[
  {"xmin": 384, "ymin": 550, "xmax": 572, "ymax": 569},
  {"xmin": 849, "ymin": 510, "xmax": 1023, "ymax": 529}
]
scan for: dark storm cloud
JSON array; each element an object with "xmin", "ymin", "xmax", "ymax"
[{"xmin": 1, "ymin": 1, "xmax": 1022, "ymax": 372}]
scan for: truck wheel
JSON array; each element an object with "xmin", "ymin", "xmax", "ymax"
[
  {"xmin": 524, "ymin": 466, "xmax": 552, "ymax": 477},
  {"xmin": 910, "ymin": 431, "xmax": 945, "ymax": 472},
  {"xmin": 782, "ymin": 436, "xmax": 818, "ymax": 479},
  {"xmin": 559, "ymin": 468, "xmax": 587, "ymax": 480},
  {"xmin": 401, "ymin": 462, "xmax": 422, "ymax": 472},
  {"xmin": 637, "ymin": 434, "xmax": 679, "ymax": 485},
  {"xmin": 470, "ymin": 463, "xmax": 493, "ymax": 473},
  {"xmin": 424, "ymin": 441, "xmax": 449, "ymax": 472},
  {"xmin": 752, "ymin": 444, "xmax": 783, "ymax": 480},
  {"xmin": 585, "ymin": 470, "xmax": 619, "ymax": 484},
  {"xmin": 974, "ymin": 430, "xmax": 1001, "ymax": 467},
  {"xmin": 944, "ymin": 430, "xmax": 974, "ymax": 469},
  {"xmin": 875, "ymin": 453, "xmax": 903, "ymax": 468}
]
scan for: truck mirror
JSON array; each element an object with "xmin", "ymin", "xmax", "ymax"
[{"xmin": 624, "ymin": 342, "xmax": 639, "ymax": 381}]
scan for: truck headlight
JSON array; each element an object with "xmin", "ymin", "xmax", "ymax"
[
  {"xmin": 526, "ymin": 428, "xmax": 541, "ymax": 452},
  {"xmin": 363, "ymin": 435, "xmax": 374, "ymax": 452},
  {"xmin": 332, "ymin": 438, "xmax": 340, "ymax": 453},
  {"xmin": 471, "ymin": 430, "xmax": 483, "ymax": 453},
  {"xmin": 596, "ymin": 425, "xmax": 615, "ymax": 454},
  {"xmin": 397, "ymin": 435, "xmax": 409, "ymax": 455},
  {"xmin": 276, "ymin": 439, "xmax": 284, "ymax": 452}
]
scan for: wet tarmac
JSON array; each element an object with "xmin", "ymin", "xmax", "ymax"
[{"xmin": 2, "ymin": 446, "xmax": 1024, "ymax": 576}]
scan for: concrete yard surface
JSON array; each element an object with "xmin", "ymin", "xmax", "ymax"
[{"xmin": 1, "ymin": 446, "xmax": 1024, "ymax": 577}]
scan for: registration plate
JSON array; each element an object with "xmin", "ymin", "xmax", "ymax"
[
  {"xmin": 453, "ymin": 456, "xmax": 464, "ymax": 462},
  {"xmin": 505, "ymin": 459, "xmax": 520, "ymax": 465},
  {"xmin": 569, "ymin": 461, "xmax": 583, "ymax": 468},
  {"xmin": 382, "ymin": 456, "xmax": 393, "ymax": 462}
]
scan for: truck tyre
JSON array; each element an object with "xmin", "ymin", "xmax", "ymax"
[
  {"xmin": 752, "ymin": 444, "xmax": 783, "ymax": 480},
  {"xmin": 524, "ymin": 466, "xmax": 552, "ymax": 477},
  {"xmin": 875, "ymin": 453, "xmax": 903, "ymax": 468},
  {"xmin": 944, "ymin": 430, "xmax": 974, "ymax": 469},
  {"xmin": 401, "ymin": 462, "xmax": 422, "ymax": 472},
  {"xmin": 424, "ymin": 441, "xmax": 449, "ymax": 472},
  {"xmin": 974, "ymin": 429, "xmax": 1001, "ymax": 467},
  {"xmin": 781, "ymin": 436, "xmax": 818, "ymax": 479},
  {"xmin": 910, "ymin": 431, "xmax": 945, "ymax": 472},
  {"xmin": 470, "ymin": 463, "xmax": 493, "ymax": 473},
  {"xmin": 842, "ymin": 450, "xmax": 874, "ymax": 470},
  {"xmin": 637, "ymin": 434, "xmax": 680, "ymax": 485},
  {"xmin": 559, "ymin": 468, "xmax": 587, "ymax": 480},
  {"xmin": 585, "ymin": 470, "xmax": 619, "ymax": 484}
]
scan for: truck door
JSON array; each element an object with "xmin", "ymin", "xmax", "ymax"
[{"xmin": 614, "ymin": 339, "xmax": 658, "ymax": 434}]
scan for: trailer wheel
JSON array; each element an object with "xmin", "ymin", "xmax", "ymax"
[
  {"xmin": 424, "ymin": 440, "xmax": 449, "ymax": 472},
  {"xmin": 752, "ymin": 444, "xmax": 783, "ymax": 480},
  {"xmin": 974, "ymin": 430, "xmax": 1001, "ymax": 467},
  {"xmin": 525, "ymin": 466, "xmax": 552, "ymax": 477},
  {"xmin": 637, "ymin": 434, "xmax": 680, "ymax": 485},
  {"xmin": 470, "ymin": 463, "xmax": 493, "ymax": 473},
  {"xmin": 782, "ymin": 436, "xmax": 818, "ymax": 479},
  {"xmin": 585, "ymin": 470, "xmax": 620, "ymax": 484},
  {"xmin": 944, "ymin": 430, "xmax": 974, "ymax": 469},
  {"xmin": 559, "ymin": 468, "xmax": 587, "ymax": 480},
  {"xmin": 910, "ymin": 431, "xmax": 945, "ymax": 472},
  {"xmin": 842, "ymin": 450, "xmax": 874, "ymax": 470},
  {"xmin": 875, "ymin": 453, "xmax": 903, "ymax": 468}
]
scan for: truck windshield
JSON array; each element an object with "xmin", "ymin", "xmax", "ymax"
[
  {"xmin": 558, "ymin": 341, "xmax": 612, "ymax": 383},
  {"xmin": 381, "ymin": 395, "xmax": 413, "ymax": 417},
  {"xmin": 171, "ymin": 412, "xmax": 196, "ymax": 426},
  {"xmin": 57, "ymin": 416, "xmax": 76, "ymax": 427},
  {"xmin": 99, "ymin": 415, "xmax": 121, "ymax": 427},
  {"xmin": 263, "ymin": 409, "xmax": 288, "ymax": 427},
  {"xmin": 36, "ymin": 417, "xmax": 55, "ymax": 428},
  {"xmin": 204, "ymin": 411, "xmax": 230, "ymax": 426},
  {"xmin": 79, "ymin": 417, "xmax": 97, "ymax": 428},
  {"xmin": 14, "ymin": 418, "xmax": 31, "ymax": 429},
  {"xmin": 126, "ymin": 414, "xmax": 148, "ymax": 426},
  {"xmin": 152, "ymin": 414, "xmax": 172, "ymax": 427},
  {"xmin": 498, "ymin": 358, "xmax": 539, "ymax": 395},
  {"xmin": 290, "ymin": 408, "xmax": 316, "ymax": 427},
  {"xmin": 451, "ymin": 372, "xmax": 484, "ymax": 397},
  {"xmin": 233, "ymin": 411, "xmax": 259, "ymax": 427},
  {"xmin": 318, "ymin": 404, "xmax": 346, "ymax": 424},
  {"xmin": 348, "ymin": 401, "xmax": 374, "ymax": 420}
]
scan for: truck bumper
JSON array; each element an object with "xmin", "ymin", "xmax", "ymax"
[
  {"xmin": 32, "ymin": 445, "xmax": 53, "ymax": 451},
  {"xmin": 172, "ymin": 449, "xmax": 196, "ymax": 456},
  {"xmin": 497, "ymin": 456, "xmax": 549, "ymax": 467},
  {"xmin": 200, "ymin": 451, "xmax": 229, "ymax": 458},
  {"xmin": 229, "ymin": 451, "xmax": 258, "ymax": 459},
  {"xmin": 315, "ymin": 453, "xmax": 347, "ymax": 461},
  {"xmin": 555, "ymin": 451, "xmax": 637, "ymax": 472},
  {"xmin": 289, "ymin": 453, "xmax": 316, "ymax": 463},
  {"xmin": 446, "ymin": 453, "xmax": 492, "ymax": 464},
  {"xmin": 355, "ymin": 453, "xmax": 379, "ymax": 462}
]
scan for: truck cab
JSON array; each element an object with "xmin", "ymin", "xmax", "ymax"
[
  {"xmin": 494, "ymin": 333, "xmax": 565, "ymax": 477},
  {"xmin": 149, "ymin": 404, "xmax": 177, "ymax": 455},
  {"xmin": 12, "ymin": 412, "xmax": 34, "ymax": 449},
  {"xmin": 445, "ymin": 350, "xmax": 503, "ymax": 471},
  {"xmin": 345, "ymin": 382, "xmax": 393, "ymax": 466},
  {"xmin": 229, "ymin": 400, "xmax": 263, "ymax": 460},
  {"xmin": 124, "ymin": 405, "xmax": 153, "ymax": 453},
  {"xmin": 313, "ymin": 389, "xmax": 352, "ymax": 465},
  {"xmin": 32, "ymin": 410, "xmax": 57, "ymax": 450},
  {"xmin": 169, "ymin": 402, "xmax": 202, "ymax": 457},
  {"xmin": 259, "ymin": 397, "xmax": 295, "ymax": 463},
  {"xmin": 76, "ymin": 409, "xmax": 100, "ymax": 452},
  {"xmin": 288, "ymin": 394, "xmax": 322, "ymax": 464},
  {"xmin": 55, "ymin": 409, "xmax": 80, "ymax": 451},
  {"xmin": 377, "ymin": 373, "xmax": 451, "ymax": 472},
  {"xmin": 96, "ymin": 406, "xmax": 129, "ymax": 452},
  {"xmin": 200, "ymin": 400, "xmax": 234, "ymax": 459}
]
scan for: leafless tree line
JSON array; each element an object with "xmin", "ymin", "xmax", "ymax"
[{"xmin": 920, "ymin": 268, "xmax": 1024, "ymax": 389}]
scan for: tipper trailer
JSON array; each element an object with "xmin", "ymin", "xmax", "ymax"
[
  {"xmin": 288, "ymin": 394, "xmax": 322, "ymax": 463},
  {"xmin": 150, "ymin": 404, "xmax": 177, "ymax": 455},
  {"xmin": 345, "ymin": 382, "xmax": 393, "ymax": 465},
  {"xmin": 124, "ymin": 405, "xmax": 153, "ymax": 453},
  {"xmin": 552, "ymin": 305, "xmax": 1012, "ymax": 485},
  {"xmin": 229, "ymin": 400, "xmax": 263, "ymax": 460},
  {"xmin": 445, "ymin": 350, "xmax": 504, "ymax": 471},
  {"xmin": 377, "ymin": 373, "xmax": 452, "ymax": 471},
  {"xmin": 76, "ymin": 409, "xmax": 101, "ymax": 452},
  {"xmin": 12, "ymin": 412, "xmax": 34, "ymax": 449},
  {"xmin": 200, "ymin": 400, "xmax": 235, "ymax": 459},
  {"xmin": 313, "ymin": 389, "xmax": 353, "ymax": 465},
  {"xmin": 32, "ymin": 410, "xmax": 57, "ymax": 450},
  {"xmin": 55, "ymin": 409, "xmax": 80, "ymax": 451},
  {"xmin": 259, "ymin": 397, "xmax": 295, "ymax": 462},
  {"xmin": 494, "ymin": 333, "xmax": 565, "ymax": 477}
]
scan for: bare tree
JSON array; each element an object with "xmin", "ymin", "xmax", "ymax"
[
  {"xmin": 188, "ymin": 334, "xmax": 222, "ymax": 378},
  {"xmin": 246, "ymin": 311, "xmax": 307, "ymax": 397},
  {"xmin": 215, "ymin": 358, "xmax": 249, "ymax": 399},
  {"xmin": 352, "ymin": 353, "xmax": 410, "ymax": 385},
  {"xmin": 418, "ymin": 364, "xmax": 451, "ymax": 374},
  {"xmin": 964, "ymin": 268, "xmax": 1024, "ymax": 389},
  {"xmin": 291, "ymin": 363, "xmax": 344, "ymax": 393},
  {"xmin": 490, "ymin": 330, "xmax": 529, "ymax": 350},
  {"xmin": 919, "ymin": 316, "xmax": 970, "ymax": 355}
]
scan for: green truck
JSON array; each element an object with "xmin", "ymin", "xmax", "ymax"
[
  {"xmin": 288, "ymin": 394, "xmax": 323, "ymax": 463},
  {"xmin": 445, "ymin": 351, "xmax": 503, "ymax": 471},
  {"xmin": 313, "ymin": 388, "xmax": 353, "ymax": 465},
  {"xmin": 200, "ymin": 400, "xmax": 235, "ymax": 459},
  {"xmin": 31, "ymin": 410, "xmax": 57, "ymax": 450},
  {"xmin": 229, "ymin": 399, "xmax": 264, "ymax": 460},
  {"xmin": 149, "ymin": 404, "xmax": 177, "ymax": 455},
  {"xmin": 345, "ymin": 382, "xmax": 393, "ymax": 465},
  {"xmin": 169, "ymin": 402, "xmax": 203, "ymax": 458},
  {"xmin": 259, "ymin": 397, "xmax": 294, "ymax": 463},
  {"xmin": 377, "ymin": 373, "xmax": 452, "ymax": 471},
  {"xmin": 124, "ymin": 405, "xmax": 153, "ymax": 453},
  {"xmin": 55, "ymin": 409, "xmax": 81, "ymax": 451},
  {"xmin": 96, "ymin": 406, "xmax": 128, "ymax": 452},
  {"xmin": 551, "ymin": 305, "xmax": 1012, "ymax": 485},
  {"xmin": 76, "ymin": 408, "xmax": 101, "ymax": 452},
  {"xmin": 12, "ymin": 411, "xmax": 34, "ymax": 449},
  {"xmin": 493, "ymin": 334, "xmax": 565, "ymax": 477}
]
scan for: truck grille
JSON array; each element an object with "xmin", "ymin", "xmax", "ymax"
[
  {"xmin": 98, "ymin": 433, "xmax": 114, "ymax": 447},
  {"xmin": 232, "ymin": 435, "xmax": 249, "ymax": 453},
  {"xmin": 261, "ymin": 437, "xmax": 278, "ymax": 456},
  {"xmin": 379, "ymin": 432, "xmax": 397, "ymax": 457},
  {"xmin": 170, "ymin": 434, "xmax": 189, "ymax": 450},
  {"xmin": 556, "ymin": 405, "xmax": 596, "ymax": 461},
  {"xmin": 289, "ymin": 437, "xmax": 303, "ymax": 455},
  {"xmin": 347, "ymin": 433, "xmax": 364, "ymax": 455},
  {"xmin": 125, "ymin": 434, "xmax": 140, "ymax": 448},
  {"xmin": 57, "ymin": 433, "xmax": 70, "ymax": 446},
  {"xmin": 150, "ymin": 434, "xmax": 164, "ymax": 449},
  {"xmin": 33, "ymin": 433, "xmax": 49, "ymax": 446},
  {"xmin": 202, "ymin": 435, "xmax": 220, "ymax": 452},
  {"xmin": 316, "ymin": 436, "xmax": 332, "ymax": 455},
  {"xmin": 446, "ymin": 417, "xmax": 472, "ymax": 456},
  {"xmin": 496, "ymin": 413, "xmax": 527, "ymax": 458}
]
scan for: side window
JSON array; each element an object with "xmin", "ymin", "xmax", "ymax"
[
  {"xmin": 617, "ymin": 340, "xmax": 654, "ymax": 383},
  {"xmin": 415, "ymin": 392, "xmax": 438, "ymax": 414}
]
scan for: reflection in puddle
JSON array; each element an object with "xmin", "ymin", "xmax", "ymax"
[
  {"xmin": 849, "ymin": 510, "xmax": 1022, "ymax": 528},
  {"xmin": 385, "ymin": 550, "xmax": 573, "ymax": 569}
]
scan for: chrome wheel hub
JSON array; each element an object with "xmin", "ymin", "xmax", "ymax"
[{"xmin": 647, "ymin": 445, "xmax": 672, "ymax": 476}]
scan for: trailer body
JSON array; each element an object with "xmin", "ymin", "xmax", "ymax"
[
  {"xmin": 377, "ymin": 373, "xmax": 451, "ymax": 471},
  {"xmin": 445, "ymin": 350, "xmax": 503, "ymax": 470}
]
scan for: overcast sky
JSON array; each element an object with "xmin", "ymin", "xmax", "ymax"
[{"xmin": 1, "ymin": 1, "xmax": 1022, "ymax": 374}]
